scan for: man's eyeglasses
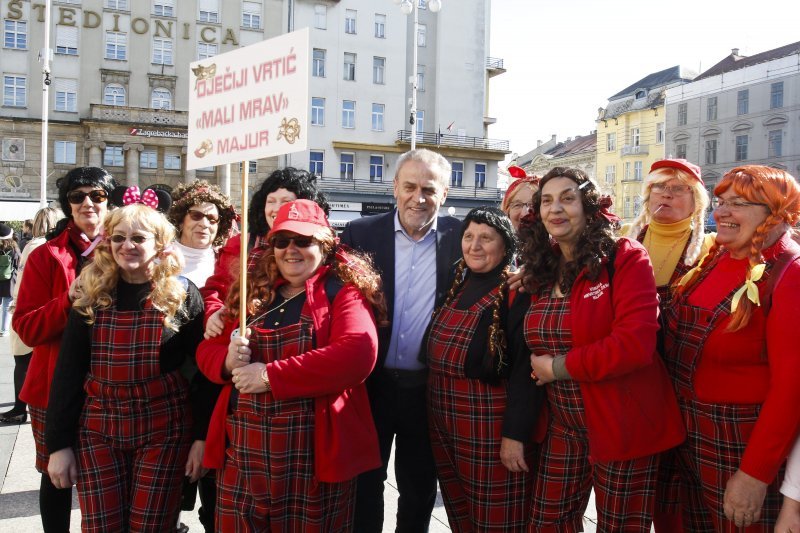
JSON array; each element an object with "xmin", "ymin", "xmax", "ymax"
[
  {"xmin": 187, "ymin": 210, "xmax": 220, "ymax": 224},
  {"xmin": 109, "ymin": 234, "xmax": 154, "ymax": 245},
  {"xmin": 271, "ymin": 236, "xmax": 316, "ymax": 249},
  {"xmin": 712, "ymin": 197, "xmax": 768, "ymax": 210},
  {"xmin": 67, "ymin": 190, "xmax": 108, "ymax": 204},
  {"xmin": 508, "ymin": 201, "xmax": 533, "ymax": 212},
  {"xmin": 651, "ymin": 183, "xmax": 692, "ymax": 196}
]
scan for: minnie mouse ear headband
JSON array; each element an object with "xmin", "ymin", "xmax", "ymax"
[
  {"xmin": 504, "ymin": 167, "xmax": 540, "ymax": 206},
  {"xmin": 0, "ymin": 223, "xmax": 13, "ymax": 240},
  {"xmin": 111, "ymin": 185, "xmax": 172, "ymax": 213},
  {"xmin": 650, "ymin": 158, "xmax": 703, "ymax": 185}
]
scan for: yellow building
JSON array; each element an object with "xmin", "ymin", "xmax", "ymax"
[{"xmin": 596, "ymin": 66, "xmax": 695, "ymax": 222}]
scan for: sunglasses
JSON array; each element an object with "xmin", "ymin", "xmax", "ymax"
[
  {"xmin": 187, "ymin": 210, "xmax": 220, "ymax": 224},
  {"xmin": 271, "ymin": 236, "xmax": 315, "ymax": 249},
  {"xmin": 109, "ymin": 234, "xmax": 154, "ymax": 245},
  {"xmin": 67, "ymin": 190, "xmax": 108, "ymax": 204}
]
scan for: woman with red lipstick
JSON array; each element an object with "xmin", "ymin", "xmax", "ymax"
[
  {"xmin": 519, "ymin": 167, "xmax": 684, "ymax": 532},
  {"xmin": 665, "ymin": 165, "xmax": 800, "ymax": 531}
]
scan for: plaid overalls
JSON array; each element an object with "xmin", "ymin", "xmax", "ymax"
[{"xmin": 427, "ymin": 287, "xmax": 532, "ymax": 532}]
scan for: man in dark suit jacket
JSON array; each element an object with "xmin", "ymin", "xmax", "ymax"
[{"xmin": 341, "ymin": 149, "xmax": 462, "ymax": 532}]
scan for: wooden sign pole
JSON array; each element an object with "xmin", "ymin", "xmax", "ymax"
[{"xmin": 239, "ymin": 161, "xmax": 249, "ymax": 332}]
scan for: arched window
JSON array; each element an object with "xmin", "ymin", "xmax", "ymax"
[
  {"xmin": 635, "ymin": 90, "xmax": 646, "ymax": 99},
  {"xmin": 151, "ymin": 87, "xmax": 172, "ymax": 110},
  {"xmin": 104, "ymin": 83, "xmax": 126, "ymax": 106}
]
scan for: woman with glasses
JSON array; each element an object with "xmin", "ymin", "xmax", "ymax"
[
  {"xmin": 501, "ymin": 165, "xmax": 540, "ymax": 232},
  {"xmin": 196, "ymin": 199, "xmax": 385, "ymax": 531},
  {"xmin": 44, "ymin": 199, "xmax": 206, "ymax": 532},
  {"xmin": 167, "ymin": 180, "xmax": 236, "ymax": 532},
  {"xmin": 665, "ymin": 165, "xmax": 800, "ymax": 531},
  {"xmin": 13, "ymin": 167, "xmax": 116, "ymax": 533}
]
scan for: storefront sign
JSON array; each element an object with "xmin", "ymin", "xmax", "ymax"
[{"xmin": 129, "ymin": 128, "xmax": 187, "ymax": 139}]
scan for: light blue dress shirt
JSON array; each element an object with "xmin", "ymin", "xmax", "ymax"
[{"xmin": 384, "ymin": 212, "xmax": 438, "ymax": 371}]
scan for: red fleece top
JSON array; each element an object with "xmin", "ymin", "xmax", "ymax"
[{"xmin": 685, "ymin": 233, "xmax": 800, "ymax": 483}]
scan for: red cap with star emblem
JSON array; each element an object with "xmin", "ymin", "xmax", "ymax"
[{"xmin": 268, "ymin": 199, "xmax": 330, "ymax": 238}]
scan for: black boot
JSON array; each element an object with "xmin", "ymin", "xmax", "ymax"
[{"xmin": 0, "ymin": 353, "xmax": 31, "ymax": 424}]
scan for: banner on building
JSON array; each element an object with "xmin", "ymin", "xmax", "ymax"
[{"xmin": 187, "ymin": 28, "xmax": 309, "ymax": 170}]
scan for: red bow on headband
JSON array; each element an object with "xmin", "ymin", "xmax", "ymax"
[
  {"xmin": 122, "ymin": 186, "xmax": 159, "ymax": 209},
  {"xmin": 598, "ymin": 195, "xmax": 620, "ymax": 224}
]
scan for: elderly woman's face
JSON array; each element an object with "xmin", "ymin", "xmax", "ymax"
[
  {"xmin": 506, "ymin": 186, "xmax": 534, "ymax": 231},
  {"xmin": 265, "ymin": 188, "xmax": 298, "ymax": 228},
  {"xmin": 462, "ymin": 222, "xmax": 506, "ymax": 274},
  {"xmin": 540, "ymin": 177, "xmax": 587, "ymax": 252},
  {"xmin": 713, "ymin": 190, "xmax": 770, "ymax": 260},
  {"xmin": 272, "ymin": 231, "xmax": 325, "ymax": 288},
  {"xmin": 180, "ymin": 202, "xmax": 219, "ymax": 250},
  {"xmin": 648, "ymin": 178, "xmax": 694, "ymax": 224}
]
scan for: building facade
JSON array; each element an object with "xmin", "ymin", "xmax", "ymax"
[
  {"xmin": 596, "ymin": 65, "xmax": 695, "ymax": 222},
  {"xmin": 664, "ymin": 42, "xmax": 800, "ymax": 191},
  {"xmin": 518, "ymin": 132, "xmax": 596, "ymax": 183},
  {"xmin": 1, "ymin": 0, "xmax": 507, "ymax": 221}
]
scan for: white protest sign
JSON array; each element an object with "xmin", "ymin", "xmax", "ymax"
[{"xmin": 187, "ymin": 28, "xmax": 309, "ymax": 170}]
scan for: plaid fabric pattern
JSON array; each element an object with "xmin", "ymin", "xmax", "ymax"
[
  {"xmin": 526, "ymin": 293, "xmax": 659, "ymax": 532},
  {"xmin": 75, "ymin": 306, "xmax": 190, "ymax": 532},
  {"xmin": 28, "ymin": 405, "xmax": 49, "ymax": 472},
  {"xmin": 676, "ymin": 397, "xmax": 784, "ymax": 532},
  {"xmin": 636, "ymin": 226, "xmax": 693, "ymax": 307},
  {"xmin": 217, "ymin": 318, "xmax": 356, "ymax": 532},
  {"xmin": 427, "ymin": 289, "xmax": 532, "ymax": 531}
]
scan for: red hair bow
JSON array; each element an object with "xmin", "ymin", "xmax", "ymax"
[
  {"xmin": 597, "ymin": 195, "xmax": 620, "ymax": 224},
  {"xmin": 122, "ymin": 186, "xmax": 159, "ymax": 209}
]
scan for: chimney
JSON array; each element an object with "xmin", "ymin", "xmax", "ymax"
[
  {"xmin": 536, "ymin": 140, "xmax": 542, "ymax": 147},
  {"xmin": 731, "ymin": 48, "xmax": 740, "ymax": 56},
  {"xmin": 551, "ymin": 134, "xmax": 556, "ymax": 142}
]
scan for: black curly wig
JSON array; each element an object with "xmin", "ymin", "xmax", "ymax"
[
  {"xmin": 56, "ymin": 166, "xmax": 117, "ymax": 218},
  {"xmin": 519, "ymin": 166, "xmax": 617, "ymax": 294},
  {"xmin": 249, "ymin": 168, "xmax": 329, "ymax": 237}
]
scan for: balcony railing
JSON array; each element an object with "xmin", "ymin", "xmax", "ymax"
[
  {"xmin": 621, "ymin": 144, "xmax": 649, "ymax": 156},
  {"xmin": 316, "ymin": 177, "xmax": 502, "ymax": 201},
  {"xmin": 90, "ymin": 104, "xmax": 188, "ymax": 127},
  {"xmin": 486, "ymin": 57, "xmax": 505, "ymax": 70},
  {"xmin": 396, "ymin": 130, "xmax": 509, "ymax": 152}
]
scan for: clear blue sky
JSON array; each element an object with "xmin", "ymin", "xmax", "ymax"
[{"xmin": 488, "ymin": 0, "xmax": 799, "ymax": 163}]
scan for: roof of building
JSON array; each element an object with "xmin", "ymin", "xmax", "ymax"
[
  {"xmin": 600, "ymin": 65, "xmax": 696, "ymax": 120},
  {"xmin": 694, "ymin": 41, "xmax": 800, "ymax": 81},
  {"xmin": 609, "ymin": 65, "xmax": 695, "ymax": 100},
  {"xmin": 545, "ymin": 134, "xmax": 597, "ymax": 158}
]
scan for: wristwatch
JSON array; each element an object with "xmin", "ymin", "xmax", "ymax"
[{"xmin": 260, "ymin": 366, "xmax": 272, "ymax": 391}]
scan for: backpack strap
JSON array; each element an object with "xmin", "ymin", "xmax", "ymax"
[{"xmin": 762, "ymin": 249, "xmax": 800, "ymax": 316}]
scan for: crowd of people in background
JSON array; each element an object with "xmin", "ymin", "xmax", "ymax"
[{"xmin": 1, "ymin": 150, "xmax": 800, "ymax": 532}]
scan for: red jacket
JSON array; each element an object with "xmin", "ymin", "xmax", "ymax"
[
  {"xmin": 197, "ymin": 265, "xmax": 381, "ymax": 482},
  {"xmin": 13, "ymin": 230, "xmax": 77, "ymax": 408},
  {"xmin": 537, "ymin": 238, "xmax": 685, "ymax": 461}
]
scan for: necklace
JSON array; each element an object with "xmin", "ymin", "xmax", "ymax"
[
  {"xmin": 646, "ymin": 228, "xmax": 690, "ymax": 281},
  {"xmin": 265, "ymin": 288, "xmax": 307, "ymax": 327}
]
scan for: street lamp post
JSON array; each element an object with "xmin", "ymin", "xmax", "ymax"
[{"xmin": 394, "ymin": 0, "xmax": 441, "ymax": 151}]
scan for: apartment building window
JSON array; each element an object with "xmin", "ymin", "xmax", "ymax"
[
  {"xmin": 675, "ymin": 143, "xmax": 687, "ymax": 159},
  {"xmin": 373, "ymin": 57, "xmax": 385, "ymax": 84},
  {"xmin": 153, "ymin": 37, "xmax": 173, "ymax": 65},
  {"xmin": 768, "ymin": 130, "xmax": 783, "ymax": 158},
  {"xmin": 153, "ymin": 0, "xmax": 174, "ymax": 17},
  {"xmin": 151, "ymin": 87, "xmax": 172, "ymax": 110},
  {"xmin": 140, "ymin": 150, "xmax": 158, "ymax": 169},
  {"xmin": 164, "ymin": 152, "xmax": 181, "ymax": 170},
  {"xmin": 735, "ymin": 135, "xmax": 748, "ymax": 161},
  {"xmin": 199, "ymin": 0, "xmax": 219, "ymax": 23},
  {"xmin": 605, "ymin": 164, "xmax": 616, "ymax": 184},
  {"xmin": 105, "ymin": 31, "xmax": 127, "ymax": 60},
  {"xmin": 624, "ymin": 161, "xmax": 631, "ymax": 180},
  {"xmin": 417, "ymin": 24, "xmax": 426, "ymax": 47},
  {"xmin": 54, "ymin": 79, "xmax": 78, "ymax": 112},
  {"xmin": 634, "ymin": 196, "xmax": 643, "ymax": 217},
  {"xmin": 371, "ymin": 103, "xmax": 384, "ymax": 131},
  {"xmin": 345, "ymin": 9, "xmax": 357, "ymax": 34},
  {"xmin": 340, "ymin": 153, "xmax": 354, "ymax": 180},
  {"xmin": 417, "ymin": 65, "xmax": 425, "ymax": 91},
  {"xmin": 342, "ymin": 100, "xmax": 355, "ymax": 128},
  {"xmin": 311, "ymin": 97, "xmax": 325, "ymax": 126},
  {"xmin": 677, "ymin": 103, "xmax": 687, "ymax": 126},
  {"xmin": 624, "ymin": 196, "xmax": 632, "ymax": 219},
  {"xmin": 370, "ymin": 155, "xmax": 384, "ymax": 182},
  {"xmin": 4, "ymin": 20, "xmax": 27, "ymax": 49},
  {"xmin": 106, "ymin": 0, "xmax": 128, "ymax": 9},
  {"xmin": 198, "ymin": 42, "xmax": 217, "ymax": 59},
  {"xmin": 242, "ymin": 1, "xmax": 262, "ymax": 29},
  {"xmin": 416, "ymin": 110, "xmax": 425, "ymax": 134},
  {"xmin": 104, "ymin": 145, "xmax": 124, "ymax": 167},
  {"xmin": 737, "ymin": 90, "xmax": 749, "ymax": 115},
  {"xmin": 3, "ymin": 75, "xmax": 26, "ymax": 107},
  {"xmin": 634, "ymin": 161, "xmax": 643, "ymax": 180},
  {"xmin": 770, "ymin": 82, "xmax": 784, "ymax": 109},
  {"xmin": 705, "ymin": 139, "xmax": 717, "ymax": 165},
  {"xmin": 707, "ymin": 96, "xmax": 717, "ymax": 121},
  {"xmin": 104, "ymin": 83, "xmax": 126, "ymax": 106},
  {"xmin": 375, "ymin": 14, "xmax": 386, "ymax": 38},
  {"xmin": 314, "ymin": 4, "xmax": 327, "ymax": 30},
  {"xmin": 54, "ymin": 141, "xmax": 76, "ymax": 165},
  {"xmin": 475, "ymin": 163, "xmax": 486, "ymax": 188},
  {"xmin": 630, "ymin": 127, "xmax": 640, "ymax": 147},
  {"xmin": 451, "ymin": 162, "xmax": 464, "ymax": 188},
  {"xmin": 309, "ymin": 151, "xmax": 324, "ymax": 176},
  {"xmin": 343, "ymin": 53, "xmax": 356, "ymax": 81},
  {"xmin": 605, "ymin": 133, "xmax": 616, "ymax": 152},
  {"xmin": 312, "ymin": 49, "xmax": 325, "ymax": 77},
  {"xmin": 248, "ymin": 160, "xmax": 257, "ymax": 173},
  {"xmin": 656, "ymin": 122, "xmax": 665, "ymax": 144},
  {"xmin": 418, "ymin": 0, "xmax": 427, "ymax": 8},
  {"xmin": 55, "ymin": 25, "xmax": 78, "ymax": 55}
]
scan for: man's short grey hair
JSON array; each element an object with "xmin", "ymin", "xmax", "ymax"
[{"xmin": 395, "ymin": 149, "xmax": 451, "ymax": 188}]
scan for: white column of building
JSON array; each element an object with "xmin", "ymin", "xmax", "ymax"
[
  {"xmin": 182, "ymin": 147, "xmax": 196, "ymax": 181},
  {"xmin": 122, "ymin": 143, "xmax": 143, "ymax": 186},
  {"xmin": 87, "ymin": 141, "xmax": 105, "ymax": 168}
]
